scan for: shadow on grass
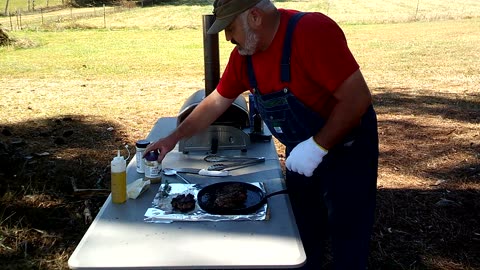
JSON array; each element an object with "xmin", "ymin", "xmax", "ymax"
[
  {"xmin": 0, "ymin": 115, "xmax": 126, "ymax": 269},
  {"xmin": 373, "ymin": 89, "xmax": 479, "ymax": 185},
  {"xmin": 374, "ymin": 89, "xmax": 480, "ymax": 124},
  {"xmin": 370, "ymin": 88, "xmax": 480, "ymax": 269},
  {"xmin": 372, "ymin": 188, "xmax": 480, "ymax": 269},
  {"xmin": 0, "ymin": 115, "xmax": 125, "ymax": 193}
]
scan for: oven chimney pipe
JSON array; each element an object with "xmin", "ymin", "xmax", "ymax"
[{"xmin": 202, "ymin": 14, "xmax": 220, "ymax": 97}]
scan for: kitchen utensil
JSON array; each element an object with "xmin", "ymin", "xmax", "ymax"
[
  {"xmin": 197, "ymin": 181, "xmax": 288, "ymax": 215},
  {"xmin": 204, "ymin": 154, "xmax": 264, "ymax": 163},
  {"xmin": 166, "ymin": 167, "xmax": 229, "ymax": 177},
  {"xmin": 162, "ymin": 168, "xmax": 190, "ymax": 184},
  {"xmin": 207, "ymin": 157, "xmax": 265, "ymax": 171}
]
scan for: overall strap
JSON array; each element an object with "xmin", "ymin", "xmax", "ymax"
[
  {"xmin": 246, "ymin": 12, "xmax": 307, "ymax": 88},
  {"xmin": 280, "ymin": 12, "xmax": 307, "ymax": 83},
  {"xmin": 246, "ymin": 55, "xmax": 257, "ymax": 89}
]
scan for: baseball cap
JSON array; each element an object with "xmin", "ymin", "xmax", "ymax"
[{"xmin": 207, "ymin": 0, "xmax": 262, "ymax": 34}]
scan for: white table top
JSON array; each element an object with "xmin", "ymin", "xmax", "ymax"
[{"xmin": 68, "ymin": 117, "xmax": 305, "ymax": 269}]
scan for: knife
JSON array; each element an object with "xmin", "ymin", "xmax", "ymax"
[{"xmin": 172, "ymin": 168, "xmax": 229, "ymax": 177}]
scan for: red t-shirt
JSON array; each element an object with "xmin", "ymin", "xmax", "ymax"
[{"xmin": 216, "ymin": 9, "xmax": 359, "ymax": 118}]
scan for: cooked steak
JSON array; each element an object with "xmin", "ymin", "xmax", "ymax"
[
  {"xmin": 213, "ymin": 183, "xmax": 248, "ymax": 209},
  {"xmin": 171, "ymin": 193, "xmax": 196, "ymax": 212}
]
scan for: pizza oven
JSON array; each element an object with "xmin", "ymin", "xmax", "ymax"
[{"xmin": 177, "ymin": 15, "xmax": 251, "ymax": 154}]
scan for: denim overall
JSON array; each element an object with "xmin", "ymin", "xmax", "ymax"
[{"xmin": 247, "ymin": 12, "xmax": 379, "ymax": 270}]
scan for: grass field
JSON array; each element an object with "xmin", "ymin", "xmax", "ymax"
[
  {"xmin": 1, "ymin": 0, "xmax": 65, "ymax": 14},
  {"xmin": 1, "ymin": 0, "xmax": 479, "ymax": 269},
  {"xmin": 2, "ymin": 0, "xmax": 480, "ymax": 28}
]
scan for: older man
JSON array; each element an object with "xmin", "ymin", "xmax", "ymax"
[{"xmin": 146, "ymin": 0, "xmax": 379, "ymax": 268}]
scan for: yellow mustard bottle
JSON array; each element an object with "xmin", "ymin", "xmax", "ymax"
[{"xmin": 111, "ymin": 150, "xmax": 127, "ymax": 203}]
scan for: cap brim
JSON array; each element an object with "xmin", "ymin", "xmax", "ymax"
[{"xmin": 207, "ymin": 16, "xmax": 235, "ymax": 34}]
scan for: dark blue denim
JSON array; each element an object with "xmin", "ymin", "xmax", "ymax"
[
  {"xmin": 252, "ymin": 87, "xmax": 325, "ymax": 148},
  {"xmin": 253, "ymin": 84, "xmax": 379, "ymax": 269},
  {"xmin": 245, "ymin": 11, "xmax": 379, "ymax": 270},
  {"xmin": 285, "ymin": 105, "xmax": 378, "ymax": 270}
]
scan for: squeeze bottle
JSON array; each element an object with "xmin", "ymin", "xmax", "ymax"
[{"xmin": 111, "ymin": 150, "xmax": 127, "ymax": 203}]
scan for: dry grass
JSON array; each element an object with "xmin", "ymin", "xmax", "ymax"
[{"xmin": 0, "ymin": 1, "xmax": 479, "ymax": 269}]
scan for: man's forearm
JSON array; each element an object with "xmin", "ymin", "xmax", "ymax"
[
  {"xmin": 313, "ymin": 69, "xmax": 372, "ymax": 149},
  {"xmin": 313, "ymin": 97, "xmax": 370, "ymax": 149}
]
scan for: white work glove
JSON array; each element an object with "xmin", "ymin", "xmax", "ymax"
[{"xmin": 286, "ymin": 136, "xmax": 328, "ymax": 177}]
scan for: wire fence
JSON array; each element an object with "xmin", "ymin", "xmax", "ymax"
[
  {"xmin": 4, "ymin": 0, "xmax": 67, "ymax": 15},
  {"xmin": 2, "ymin": 0, "xmax": 480, "ymax": 32},
  {"xmin": 1, "ymin": 4, "xmax": 135, "ymax": 31}
]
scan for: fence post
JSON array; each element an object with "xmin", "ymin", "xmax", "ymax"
[
  {"xmin": 103, "ymin": 4, "xmax": 106, "ymax": 29},
  {"xmin": 16, "ymin": 10, "xmax": 22, "ymax": 30},
  {"xmin": 415, "ymin": 0, "xmax": 420, "ymax": 20},
  {"xmin": 9, "ymin": 12, "xmax": 13, "ymax": 31},
  {"xmin": 4, "ymin": 0, "xmax": 10, "ymax": 16}
]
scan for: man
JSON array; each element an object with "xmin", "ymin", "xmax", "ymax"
[{"xmin": 145, "ymin": 0, "xmax": 379, "ymax": 269}]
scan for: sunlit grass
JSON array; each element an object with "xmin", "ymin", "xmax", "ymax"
[
  {"xmin": 0, "ymin": 0, "xmax": 478, "ymax": 127},
  {"xmin": 1, "ymin": 17, "xmax": 478, "ymax": 94}
]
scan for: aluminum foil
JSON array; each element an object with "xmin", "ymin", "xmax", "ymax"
[{"xmin": 144, "ymin": 182, "xmax": 268, "ymax": 223}]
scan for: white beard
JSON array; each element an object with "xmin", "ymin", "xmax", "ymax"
[{"xmin": 237, "ymin": 17, "xmax": 259, "ymax": 56}]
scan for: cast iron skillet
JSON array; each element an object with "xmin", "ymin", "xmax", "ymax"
[{"xmin": 197, "ymin": 181, "xmax": 288, "ymax": 215}]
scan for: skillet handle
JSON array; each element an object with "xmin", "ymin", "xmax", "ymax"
[{"xmin": 265, "ymin": 189, "xmax": 289, "ymax": 199}]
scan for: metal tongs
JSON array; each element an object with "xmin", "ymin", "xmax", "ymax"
[{"xmin": 203, "ymin": 154, "xmax": 265, "ymax": 171}]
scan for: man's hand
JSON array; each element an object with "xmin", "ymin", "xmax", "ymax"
[
  {"xmin": 143, "ymin": 136, "xmax": 177, "ymax": 162},
  {"xmin": 286, "ymin": 137, "xmax": 328, "ymax": 177}
]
